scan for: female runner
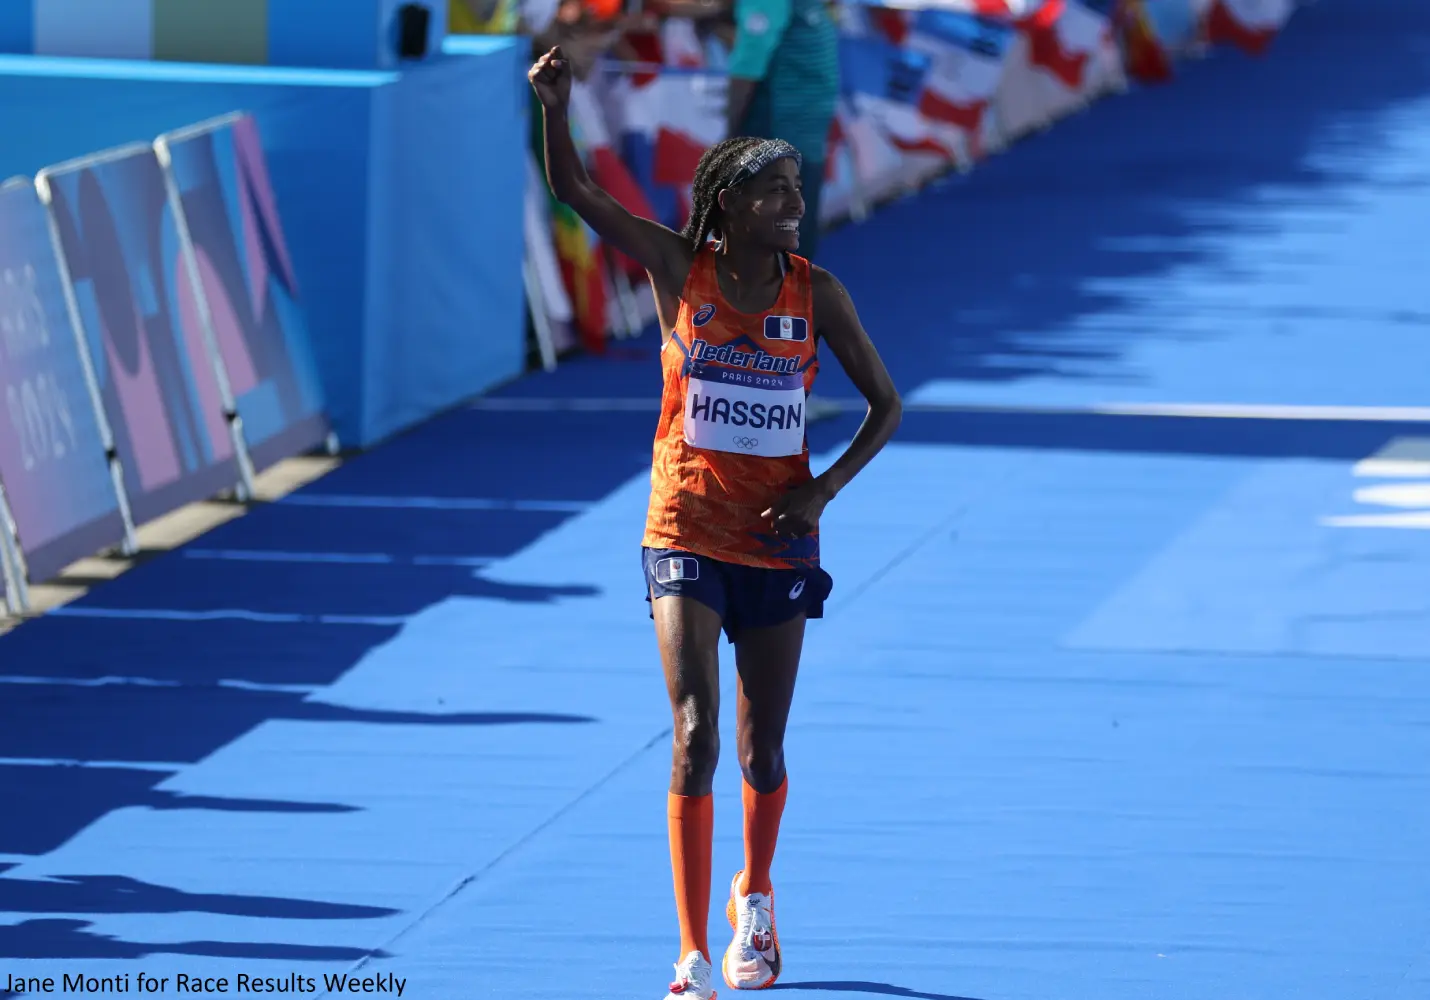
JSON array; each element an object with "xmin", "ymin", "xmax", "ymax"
[{"xmin": 529, "ymin": 46, "xmax": 902, "ymax": 998}]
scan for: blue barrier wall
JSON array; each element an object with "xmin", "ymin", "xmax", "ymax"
[
  {"xmin": 0, "ymin": 0, "xmax": 450, "ymax": 70},
  {"xmin": 0, "ymin": 39, "xmax": 527, "ymax": 447},
  {"xmin": 269, "ymin": 0, "xmax": 450, "ymax": 70}
]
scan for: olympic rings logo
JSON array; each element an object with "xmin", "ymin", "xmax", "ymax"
[{"xmin": 732, "ymin": 436, "xmax": 759, "ymax": 450}]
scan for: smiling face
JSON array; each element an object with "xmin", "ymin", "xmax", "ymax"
[{"xmin": 717, "ymin": 156, "xmax": 805, "ymax": 254}]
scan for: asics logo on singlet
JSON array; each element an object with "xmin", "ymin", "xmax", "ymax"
[{"xmin": 690, "ymin": 338, "xmax": 800, "ymax": 375}]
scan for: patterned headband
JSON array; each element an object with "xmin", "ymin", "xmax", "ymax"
[{"xmin": 723, "ymin": 139, "xmax": 802, "ymax": 189}]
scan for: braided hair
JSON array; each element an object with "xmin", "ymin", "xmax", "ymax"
[{"xmin": 680, "ymin": 137, "xmax": 803, "ymax": 251}]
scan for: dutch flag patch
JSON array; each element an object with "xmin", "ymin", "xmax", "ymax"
[
  {"xmin": 656, "ymin": 556, "xmax": 699, "ymax": 584},
  {"xmin": 763, "ymin": 315, "xmax": 808, "ymax": 342}
]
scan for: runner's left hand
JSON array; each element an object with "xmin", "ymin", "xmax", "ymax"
[{"xmin": 762, "ymin": 479, "xmax": 835, "ymax": 538}]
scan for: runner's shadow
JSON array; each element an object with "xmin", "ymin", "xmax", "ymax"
[{"xmin": 773, "ymin": 983, "xmax": 984, "ymax": 1000}]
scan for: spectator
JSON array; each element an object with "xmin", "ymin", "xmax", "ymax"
[
  {"xmin": 526, "ymin": 0, "xmax": 635, "ymax": 79},
  {"xmin": 724, "ymin": 0, "xmax": 839, "ymax": 260}
]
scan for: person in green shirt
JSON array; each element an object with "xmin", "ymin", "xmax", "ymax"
[{"xmin": 724, "ymin": 0, "xmax": 840, "ymax": 261}]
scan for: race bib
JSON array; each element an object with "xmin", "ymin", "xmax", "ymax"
[{"xmin": 683, "ymin": 367, "xmax": 806, "ymax": 458}]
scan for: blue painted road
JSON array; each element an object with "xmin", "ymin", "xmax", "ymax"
[{"xmin": 5, "ymin": 2, "xmax": 1430, "ymax": 998}]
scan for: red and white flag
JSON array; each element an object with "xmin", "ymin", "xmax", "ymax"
[
  {"xmin": 904, "ymin": 9, "xmax": 1019, "ymax": 164},
  {"xmin": 569, "ymin": 81, "xmax": 661, "ymax": 280},
  {"xmin": 994, "ymin": 0, "xmax": 1123, "ymax": 141},
  {"xmin": 652, "ymin": 70, "xmax": 728, "ymax": 191},
  {"xmin": 1197, "ymin": 0, "xmax": 1294, "ymax": 55}
]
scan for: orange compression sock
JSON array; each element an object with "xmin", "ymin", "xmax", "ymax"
[
  {"xmin": 739, "ymin": 775, "xmax": 787, "ymax": 896},
  {"xmin": 668, "ymin": 792, "xmax": 713, "ymax": 961}
]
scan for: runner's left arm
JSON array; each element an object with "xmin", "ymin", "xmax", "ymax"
[{"xmin": 809, "ymin": 266, "xmax": 902, "ymax": 497}]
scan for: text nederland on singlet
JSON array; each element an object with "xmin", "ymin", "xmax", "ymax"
[{"xmin": 683, "ymin": 339, "xmax": 805, "ymax": 458}]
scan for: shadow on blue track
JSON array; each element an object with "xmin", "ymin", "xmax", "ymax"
[
  {"xmin": 0, "ymin": 688, "xmax": 595, "ymax": 857},
  {"xmin": 774, "ymin": 982, "xmax": 984, "ymax": 1000},
  {"xmin": 0, "ymin": 411, "xmax": 641, "ymax": 865},
  {"xmin": 0, "ymin": 872, "xmax": 399, "ymax": 967},
  {"xmin": 0, "ymin": 762, "xmax": 361, "ymax": 857},
  {"xmin": 0, "ymin": 918, "xmax": 384, "ymax": 962},
  {"xmin": 0, "ymin": 873, "xmax": 396, "ymax": 919}
]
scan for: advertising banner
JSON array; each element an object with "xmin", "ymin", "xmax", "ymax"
[
  {"xmin": 0, "ymin": 178, "xmax": 130, "ymax": 584},
  {"xmin": 0, "ymin": 477, "xmax": 26, "ymax": 613},
  {"xmin": 38, "ymin": 144, "xmax": 253, "ymax": 525},
  {"xmin": 158, "ymin": 113, "xmax": 333, "ymax": 472}
]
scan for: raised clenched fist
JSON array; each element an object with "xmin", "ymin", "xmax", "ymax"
[{"xmin": 528, "ymin": 46, "xmax": 572, "ymax": 111}]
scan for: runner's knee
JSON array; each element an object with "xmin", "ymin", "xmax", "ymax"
[
  {"xmin": 673, "ymin": 695, "xmax": 720, "ymax": 790},
  {"xmin": 739, "ymin": 741, "xmax": 785, "ymax": 794}
]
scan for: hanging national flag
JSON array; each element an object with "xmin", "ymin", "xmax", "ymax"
[
  {"xmin": 845, "ymin": 0, "xmax": 1047, "ymax": 15},
  {"xmin": 548, "ymin": 198, "xmax": 609, "ymax": 353},
  {"xmin": 990, "ymin": 0, "xmax": 1122, "ymax": 141},
  {"xmin": 609, "ymin": 89, "xmax": 682, "ymax": 227},
  {"xmin": 1113, "ymin": 0, "xmax": 1172, "ymax": 82},
  {"xmin": 904, "ymin": 9, "xmax": 1017, "ymax": 162},
  {"xmin": 652, "ymin": 69, "xmax": 728, "ymax": 192},
  {"xmin": 661, "ymin": 16, "xmax": 706, "ymax": 67},
  {"xmin": 570, "ymin": 81, "xmax": 660, "ymax": 281},
  {"xmin": 524, "ymin": 152, "xmax": 577, "ymax": 356},
  {"xmin": 1200, "ymin": 0, "xmax": 1293, "ymax": 55},
  {"xmin": 820, "ymin": 104, "xmax": 861, "ymax": 222},
  {"xmin": 604, "ymin": 27, "xmax": 684, "ymax": 229},
  {"xmin": 1014, "ymin": 0, "xmax": 1086, "ymax": 90},
  {"xmin": 864, "ymin": 6, "xmax": 913, "ymax": 45},
  {"xmin": 1019, "ymin": 0, "xmax": 1122, "ymax": 94},
  {"xmin": 840, "ymin": 34, "xmax": 959, "ymax": 170},
  {"xmin": 1039, "ymin": 0, "xmax": 1123, "ymax": 93},
  {"xmin": 1115, "ymin": 0, "xmax": 1199, "ymax": 82},
  {"xmin": 545, "ymin": 80, "xmax": 613, "ymax": 353}
]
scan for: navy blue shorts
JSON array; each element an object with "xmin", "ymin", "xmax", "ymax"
[{"xmin": 643, "ymin": 547, "xmax": 834, "ymax": 643}]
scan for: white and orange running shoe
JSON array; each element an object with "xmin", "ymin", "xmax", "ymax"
[
  {"xmin": 664, "ymin": 950, "xmax": 716, "ymax": 1000},
  {"xmin": 722, "ymin": 871, "xmax": 781, "ymax": 990}
]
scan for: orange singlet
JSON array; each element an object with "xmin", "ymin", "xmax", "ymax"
[{"xmin": 642, "ymin": 247, "xmax": 821, "ymax": 571}]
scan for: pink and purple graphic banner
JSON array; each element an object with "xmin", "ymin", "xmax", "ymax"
[
  {"xmin": 41, "ymin": 145, "xmax": 244, "ymax": 525},
  {"xmin": 159, "ymin": 113, "xmax": 330, "ymax": 470},
  {"xmin": 0, "ymin": 178, "xmax": 126, "ymax": 582}
]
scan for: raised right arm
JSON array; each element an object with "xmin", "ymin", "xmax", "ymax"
[{"xmin": 531, "ymin": 47, "xmax": 694, "ymax": 299}]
